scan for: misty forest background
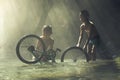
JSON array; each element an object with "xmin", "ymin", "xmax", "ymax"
[{"xmin": 0, "ymin": 0, "xmax": 120, "ymax": 59}]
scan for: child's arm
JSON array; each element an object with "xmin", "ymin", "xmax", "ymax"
[{"xmin": 77, "ymin": 25, "xmax": 84, "ymax": 47}]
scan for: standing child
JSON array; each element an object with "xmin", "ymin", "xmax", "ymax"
[{"xmin": 77, "ymin": 10, "xmax": 100, "ymax": 61}]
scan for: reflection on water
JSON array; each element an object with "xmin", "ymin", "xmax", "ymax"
[{"xmin": 0, "ymin": 50, "xmax": 120, "ymax": 80}]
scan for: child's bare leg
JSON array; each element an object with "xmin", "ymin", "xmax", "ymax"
[
  {"xmin": 91, "ymin": 45, "xmax": 96, "ymax": 61},
  {"xmin": 87, "ymin": 43, "xmax": 92, "ymax": 60}
]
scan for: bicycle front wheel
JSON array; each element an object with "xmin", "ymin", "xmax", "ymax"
[
  {"xmin": 61, "ymin": 46, "xmax": 88, "ymax": 63},
  {"xmin": 16, "ymin": 34, "xmax": 45, "ymax": 64}
]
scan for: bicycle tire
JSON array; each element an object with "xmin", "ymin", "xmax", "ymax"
[
  {"xmin": 16, "ymin": 34, "xmax": 45, "ymax": 64},
  {"xmin": 61, "ymin": 46, "xmax": 89, "ymax": 62}
]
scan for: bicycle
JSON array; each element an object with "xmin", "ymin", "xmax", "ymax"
[
  {"xmin": 16, "ymin": 34, "xmax": 61, "ymax": 64},
  {"xmin": 61, "ymin": 46, "xmax": 89, "ymax": 63}
]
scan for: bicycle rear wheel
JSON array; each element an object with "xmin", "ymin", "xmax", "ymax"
[
  {"xmin": 61, "ymin": 46, "xmax": 89, "ymax": 63},
  {"xmin": 16, "ymin": 34, "xmax": 45, "ymax": 64}
]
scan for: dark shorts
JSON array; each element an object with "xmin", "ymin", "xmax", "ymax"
[
  {"xmin": 43, "ymin": 49, "xmax": 56, "ymax": 60},
  {"xmin": 89, "ymin": 36, "xmax": 100, "ymax": 46}
]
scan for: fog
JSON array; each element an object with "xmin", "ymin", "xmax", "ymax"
[{"xmin": 0, "ymin": 0, "xmax": 120, "ymax": 59}]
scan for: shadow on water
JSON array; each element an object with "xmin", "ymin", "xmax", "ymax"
[
  {"xmin": 93, "ymin": 61, "xmax": 120, "ymax": 73},
  {"xmin": 84, "ymin": 60, "xmax": 120, "ymax": 80}
]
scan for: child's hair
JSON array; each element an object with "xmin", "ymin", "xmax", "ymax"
[
  {"xmin": 42, "ymin": 25, "xmax": 52, "ymax": 35},
  {"xmin": 80, "ymin": 10, "xmax": 89, "ymax": 18}
]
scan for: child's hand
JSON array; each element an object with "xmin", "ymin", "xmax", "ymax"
[
  {"xmin": 76, "ymin": 43, "xmax": 80, "ymax": 47},
  {"xmin": 56, "ymin": 48, "xmax": 61, "ymax": 52},
  {"xmin": 83, "ymin": 45, "xmax": 86, "ymax": 50}
]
